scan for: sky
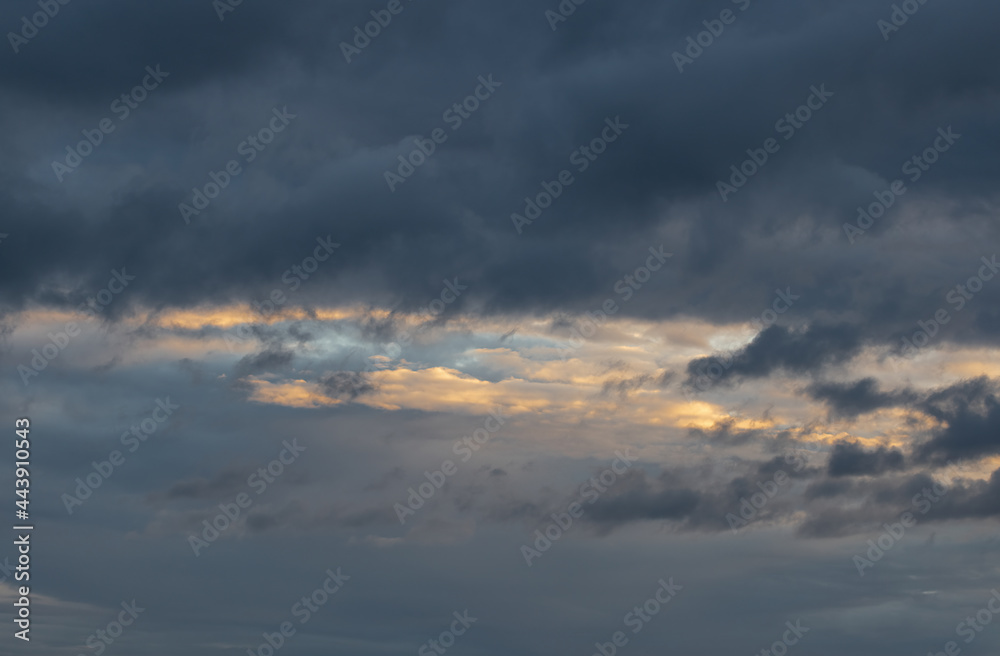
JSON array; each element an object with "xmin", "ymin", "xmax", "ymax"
[{"xmin": 2, "ymin": 0, "xmax": 1000, "ymax": 654}]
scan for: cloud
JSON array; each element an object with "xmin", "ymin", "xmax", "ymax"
[
  {"xmin": 586, "ymin": 470, "xmax": 702, "ymax": 527},
  {"xmin": 7, "ymin": 0, "xmax": 1000, "ymax": 653},
  {"xmin": 234, "ymin": 347, "xmax": 294, "ymax": 377},
  {"xmin": 156, "ymin": 466, "xmax": 248, "ymax": 501},
  {"xmin": 915, "ymin": 377, "xmax": 1000, "ymax": 464},
  {"xmin": 686, "ymin": 323, "xmax": 865, "ymax": 388},
  {"xmin": 826, "ymin": 440, "xmax": 905, "ymax": 477},
  {"xmin": 806, "ymin": 377, "xmax": 916, "ymax": 418},
  {"xmin": 319, "ymin": 371, "xmax": 380, "ymax": 400}
]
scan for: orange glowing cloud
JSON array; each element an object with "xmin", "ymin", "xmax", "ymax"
[{"xmin": 245, "ymin": 376, "xmax": 341, "ymax": 409}]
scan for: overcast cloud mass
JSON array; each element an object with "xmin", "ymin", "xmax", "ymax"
[{"xmin": 2, "ymin": 0, "xmax": 1000, "ymax": 654}]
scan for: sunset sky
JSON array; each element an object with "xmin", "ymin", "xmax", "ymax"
[{"xmin": 2, "ymin": 1, "xmax": 1000, "ymax": 655}]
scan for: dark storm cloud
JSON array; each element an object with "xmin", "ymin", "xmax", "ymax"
[
  {"xmin": 785, "ymin": 458, "xmax": 1000, "ymax": 537},
  {"xmin": 495, "ymin": 454, "xmax": 813, "ymax": 536},
  {"xmin": 561, "ymin": 457, "xmax": 1000, "ymax": 539},
  {"xmin": 585, "ymin": 469, "xmax": 701, "ymax": 526},
  {"xmin": 826, "ymin": 440, "xmax": 905, "ymax": 477},
  {"xmin": 794, "ymin": 467, "xmax": 999, "ymax": 538},
  {"xmin": 915, "ymin": 376, "xmax": 1000, "ymax": 464},
  {"xmin": 806, "ymin": 377, "xmax": 916, "ymax": 418},
  {"xmin": 499, "ymin": 435, "xmax": 993, "ymax": 539},
  {"xmin": 797, "ymin": 376, "xmax": 1000, "ymax": 468},
  {"xmin": 803, "ymin": 477, "xmax": 854, "ymax": 500},
  {"xmin": 234, "ymin": 346, "xmax": 294, "ymax": 377},
  {"xmin": 568, "ymin": 464, "xmax": 808, "ymax": 534},
  {"xmin": 320, "ymin": 371, "xmax": 380, "ymax": 400},
  {"xmin": 685, "ymin": 323, "xmax": 864, "ymax": 388},
  {"xmin": 0, "ymin": 0, "xmax": 324, "ymax": 100},
  {"xmin": 756, "ymin": 454, "xmax": 820, "ymax": 480},
  {"xmin": 6, "ymin": 3, "xmax": 1000, "ymax": 653},
  {"xmin": 0, "ymin": 0, "xmax": 996, "ymax": 364},
  {"xmin": 923, "ymin": 467, "xmax": 1000, "ymax": 521}
]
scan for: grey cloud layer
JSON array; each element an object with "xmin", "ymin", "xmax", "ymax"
[
  {"xmin": 0, "ymin": 0, "xmax": 998, "ymax": 358},
  {"xmin": 3, "ymin": 2, "xmax": 1000, "ymax": 655}
]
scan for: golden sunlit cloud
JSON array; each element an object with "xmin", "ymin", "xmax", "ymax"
[
  {"xmin": 245, "ymin": 376, "xmax": 342, "ymax": 409},
  {"xmin": 10, "ymin": 303, "xmax": 1000, "ymax": 455}
]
